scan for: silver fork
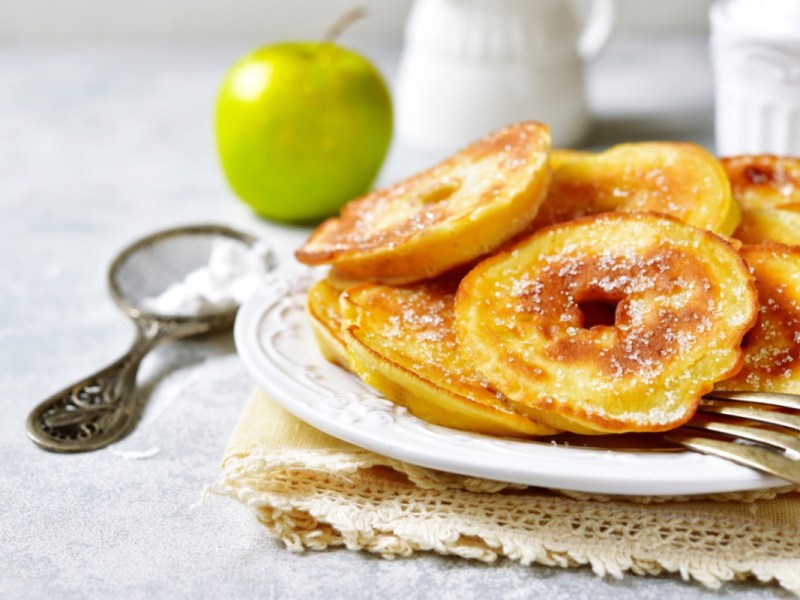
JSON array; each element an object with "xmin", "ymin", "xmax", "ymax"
[{"xmin": 665, "ymin": 391, "xmax": 800, "ymax": 485}]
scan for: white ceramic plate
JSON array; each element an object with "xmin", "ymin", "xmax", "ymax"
[{"xmin": 234, "ymin": 270, "xmax": 786, "ymax": 496}]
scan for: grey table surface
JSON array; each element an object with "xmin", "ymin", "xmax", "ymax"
[{"xmin": 0, "ymin": 35, "xmax": 790, "ymax": 599}]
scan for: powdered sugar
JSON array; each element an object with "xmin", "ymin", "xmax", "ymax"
[{"xmin": 141, "ymin": 238, "xmax": 273, "ymax": 316}]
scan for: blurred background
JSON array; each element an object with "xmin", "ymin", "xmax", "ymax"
[
  {"xmin": 1, "ymin": 0, "xmax": 714, "ymax": 39},
  {"xmin": 0, "ymin": 0, "xmax": 720, "ymax": 235}
]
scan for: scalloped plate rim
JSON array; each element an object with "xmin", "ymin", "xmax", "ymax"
[{"xmin": 234, "ymin": 270, "xmax": 786, "ymax": 496}]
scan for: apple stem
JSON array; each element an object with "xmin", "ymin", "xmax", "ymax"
[{"xmin": 322, "ymin": 7, "xmax": 366, "ymax": 44}]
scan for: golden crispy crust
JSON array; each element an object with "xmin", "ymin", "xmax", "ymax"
[
  {"xmin": 306, "ymin": 278, "xmax": 350, "ymax": 369},
  {"xmin": 454, "ymin": 212, "xmax": 758, "ymax": 434},
  {"xmin": 296, "ymin": 122, "xmax": 551, "ymax": 284},
  {"xmin": 733, "ymin": 207, "xmax": 800, "ymax": 246},
  {"xmin": 722, "ymin": 155, "xmax": 800, "ymax": 210},
  {"xmin": 340, "ymin": 277, "xmax": 558, "ymax": 437},
  {"xmin": 549, "ymin": 148, "xmax": 593, "ymax": 172},
  {"xmin": 717, "ymin": 244, "xmax": 800, "ymax": 393},
  {"xmin": 530, "ymin": 142, "xmax": 739, "ymax": 236}
]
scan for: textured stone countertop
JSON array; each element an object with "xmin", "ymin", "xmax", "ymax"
[{"xmin": 0, "ymin": 35, "xmax": 783, "ymax": 599}]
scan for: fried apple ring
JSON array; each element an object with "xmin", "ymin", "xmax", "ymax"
[
  {"xmin": 341, "ymin": 277, "xmax": 558, "ymax": 437},
  {"xmin": 455, "ymin": 212, "xmax": 758, "ymax": 434},
  {"xmin": 549, "ymin": 148, "xmax": 593, "ymax": 172},
  {"xmin": 296, "ymin": 122, "xmax": 551, "ymax": 284},
  {"xmin": 716, "ymin": 244, "xmax": 800, "ymax": 393},
  {"xmin": 530, "ymin": 142, "xmax": 740, "ymax": 235},
  {"xmin": 307, "ymin": 278, "xmax": 350, "ymax": 369},
  {"xmin": 733, "ymin": 206, "xmax": 800, "ymax": 246},
  {"xmin": 721, "ymin": 155, "xmax": 800, "ymax": 210}
]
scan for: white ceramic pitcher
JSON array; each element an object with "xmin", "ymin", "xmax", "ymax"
[
  {"xmin": 711, "ymin": 0, "xmax": 800, "ymax": 156},
  {"xmin": 395, "ymin": 0, "xmax": 615, "ymax": 153}
]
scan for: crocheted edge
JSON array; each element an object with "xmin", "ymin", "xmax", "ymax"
[
  {"xmin": 213, "ymin": 447, "xmax": 800, "ymax": 595},
  {"xmin": 248, "ymin": 507, "xmax": 799, "ymax": 594}
]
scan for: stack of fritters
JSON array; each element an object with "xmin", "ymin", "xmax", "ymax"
[
  {"xmin": 724, "ymin": 155, "xmax": 800, "ymax": 246},
  {"xmin": 296, "ymin": 122, "xmax": 800, "ymax": 437}
]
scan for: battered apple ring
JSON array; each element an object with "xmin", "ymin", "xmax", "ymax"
[
  {"xmin": 549, "ymin": 148, "xmax": 593, "ymax": 172},
  {"xmin": 296, "ymin": 122, "xmax": 551, "ymax": 284},
  {"xmin": 722, "ymin": 155, "xmax": 800, "ymax": 246},
  {"xmin": 306, "ymin": 278, "xmax": 351, "ymax": 369},
  {"xmin": 732, "ymin": 207, "xmax": 800, "ymax": 246},
  {"xmin": 455, "ymin": 212, "xmax": 758, "ymax": 434},
  {"xmin": 341, "ymin": 277, "xmax": 558, "ymax": 437},
  {"xmin": 530, "ymin": 142, "xmax": 740, "ymax": 236},
  {"xmin": 721, "ymin": 155, "xmax": 800, "ymax": 210},
  {"xmin": 716, "ymin": 244, "xmax": 800, "ymax": 394}
]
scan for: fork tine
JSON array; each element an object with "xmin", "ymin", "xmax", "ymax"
[
  {"xmin": 684, "ymin": 415, "xmax": 800, "ymax": 454},
  {"xmin": 666, "ymin": 430, "xmax": 800, "ymax": 485},
  {"xmin": 668, "ymin": 391, "xmax": 800, "ymax": 483},
  {"xmin": 698, "ymin": 402, "xmax": 800, "ymax": 432},
  {"xmin": 704, "ymin": 390, "xmax": 800, "ymax": 410}
]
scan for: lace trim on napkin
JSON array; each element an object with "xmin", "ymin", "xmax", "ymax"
[{"xmin": 213, "ymin": 446, "xmax": 800, "ymax": 594}]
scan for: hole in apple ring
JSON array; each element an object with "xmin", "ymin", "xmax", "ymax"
[
  {"xmin": 417, "ymin": 178, "xmax": 462, "ymax": 204},
  {"xmin": 577, "ymin": 296, "xmax": 622, "ymax": 329}
]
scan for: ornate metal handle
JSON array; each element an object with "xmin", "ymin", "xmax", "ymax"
[{"xmin": 26, "ymin": 318, "xmax": 210, "ymax": 452}]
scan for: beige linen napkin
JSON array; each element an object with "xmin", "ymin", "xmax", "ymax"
[{"xmin": 215, "ymin": 388, "xmax": 800, "ymax": 594}]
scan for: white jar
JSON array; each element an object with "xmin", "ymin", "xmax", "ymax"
[
  {"xmin": 711, "ymin": 0, "xmax": 800, "ymax": 156},
  {"xmin": 394, "ymin": 0, "xmax": 615, "ymax": 153}
]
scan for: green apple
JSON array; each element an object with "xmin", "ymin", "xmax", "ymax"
[{"xmin": 215, "ymin": 41, "xmax": 393, "ymax": 223}]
